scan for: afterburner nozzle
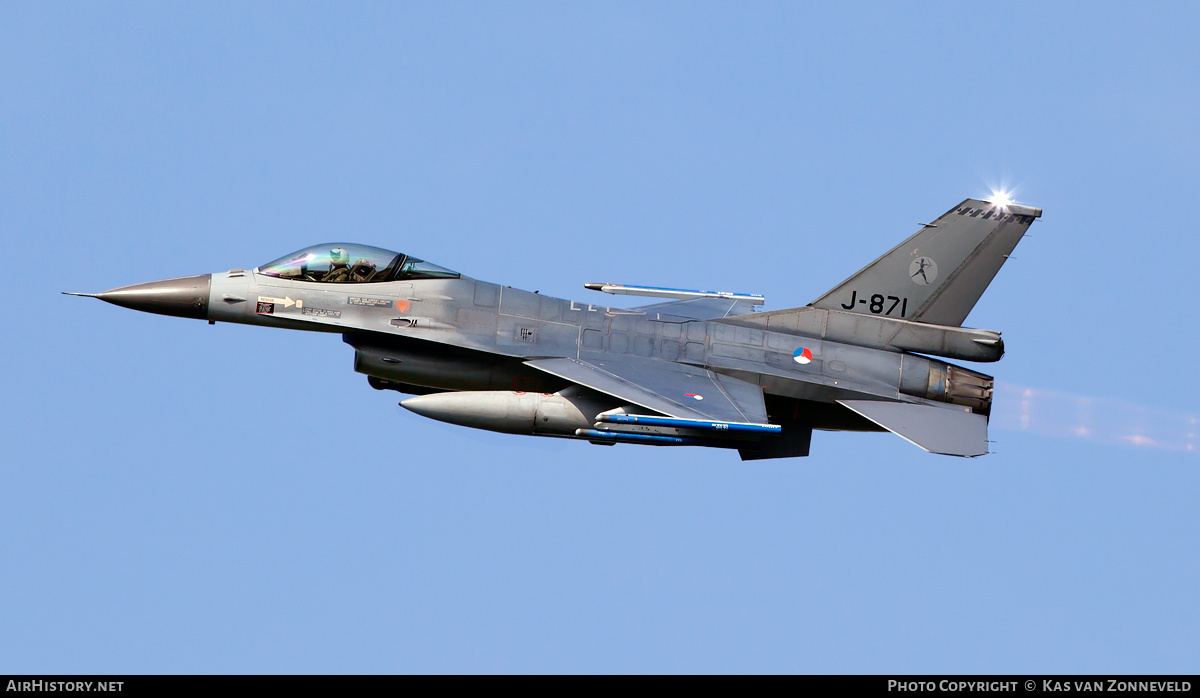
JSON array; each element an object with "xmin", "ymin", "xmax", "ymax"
[{"xmin": 64, "ymin": 274, "xmax": 212, "ymax": 320}]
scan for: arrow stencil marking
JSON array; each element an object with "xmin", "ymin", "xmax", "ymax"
[{"xmin": 258, "ymin": 295, "xmax": 302, "ymax": 309}]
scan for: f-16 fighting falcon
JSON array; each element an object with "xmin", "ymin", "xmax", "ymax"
[{"xmin": 67, "ymin": 196, "xmax": 1041, "ymax": 459}]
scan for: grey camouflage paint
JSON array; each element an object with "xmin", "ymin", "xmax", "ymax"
[{"xmin": 74, "ymin": 197, "xmax": 1041, "ymax": 459}]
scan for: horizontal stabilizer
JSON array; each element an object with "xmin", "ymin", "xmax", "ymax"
[{"xmin": 837, "ymin": 399, "xmax": 989, "ymax": 457}]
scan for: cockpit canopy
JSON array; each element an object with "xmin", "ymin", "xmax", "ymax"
[{"xmin": 258, "ymin": 243, "xmax": 460, "ymax": 283}]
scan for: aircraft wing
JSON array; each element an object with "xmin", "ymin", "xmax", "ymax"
[
  {"xmin": 837, "ymin": 399, "xmax": 989, "ymax": 457},
  {"xmin": 630, "ymin": 297, "xmax": 758, "ymax": 320},
  {"xmin": 585, "ymin": 282, "xmax": 763, "ymax": 321},
  {"xmin": 525, "ymin": 355, "xmax": 770, "ymax": 425}
]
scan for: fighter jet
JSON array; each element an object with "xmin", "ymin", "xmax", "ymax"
[{"xmin": 67, "ymin": 197, "xmax": 1040, "ymax": 458}]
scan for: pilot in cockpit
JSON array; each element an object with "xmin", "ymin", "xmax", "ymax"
[
  {"xmin": 324, "ymin": 247, "xmax": 351, "ymax": 282},
  {"xmin": 258, "ymin": 243, "xmax": 461, "ymax": 284}
]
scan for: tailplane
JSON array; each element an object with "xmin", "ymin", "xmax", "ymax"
[{"xmin": 810, "ymin": 198, "xmax": 1041, "ymax": 327}]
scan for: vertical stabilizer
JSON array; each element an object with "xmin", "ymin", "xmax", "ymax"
[{"xmin": 810, "ymin": 199, "xmax": 1041, "ymax": 327}]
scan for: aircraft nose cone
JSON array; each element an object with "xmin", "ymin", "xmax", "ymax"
[{"xmin": 94, "ymin": 274, "xmax": 212, "ymax": 320}]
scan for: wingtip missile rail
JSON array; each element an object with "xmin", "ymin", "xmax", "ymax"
[{"xmin": 585, "ymin": 283, "xmax": 765, "ymax": 305}]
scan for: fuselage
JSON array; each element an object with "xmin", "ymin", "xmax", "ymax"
[{"xmin": 205, "ymin": 266, "xmax": 990, "ymax": 431}]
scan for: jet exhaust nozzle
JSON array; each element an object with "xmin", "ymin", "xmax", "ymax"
[{"xmin": 72, "ymin": 275, "xmax": 212, "ymax": 320}]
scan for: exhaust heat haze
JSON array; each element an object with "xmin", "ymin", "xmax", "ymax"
[{"xmin": 992, "ymin": 383, "xmax": 1198, "ymax": 453}]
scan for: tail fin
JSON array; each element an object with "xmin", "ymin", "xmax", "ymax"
[{"xmin": 810, "ymin": 198, "xmax": 1041, "ymax": 327}]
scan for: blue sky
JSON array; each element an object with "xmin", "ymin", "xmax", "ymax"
[{"xmin": 2, "ymin": 2, "xmax": 1198, "ymax": 673}]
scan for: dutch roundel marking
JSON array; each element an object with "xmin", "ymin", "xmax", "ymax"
[
  {"xmin": 909, "ymin": 256, "xmax": 938, "ymax": 286},
  {"xmin": 684, "ymin": 393, "xmax": 704, "ymax": 401},
  {"xmin": 793, "ymin": 347, "xmax": 813, "ymax": 365}
]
